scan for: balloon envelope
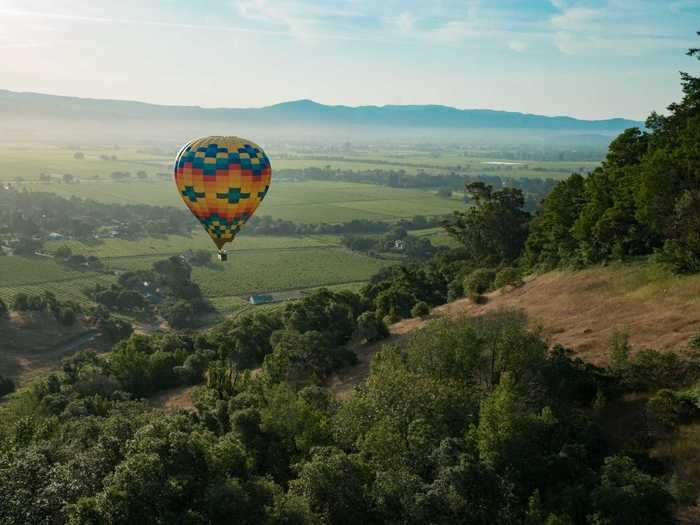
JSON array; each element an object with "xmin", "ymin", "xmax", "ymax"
[{"xmin": 174, "ymin": 136, "xmax": 271, "ymax": 250}]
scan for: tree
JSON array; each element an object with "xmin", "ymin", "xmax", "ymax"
[
  {"xmin": 289, "ymin": 448, "xmax": 375, "ymax": 525},
  {"xmin": 0, "ymin": 298, "xmax": 8, "ymax": 319},
  {"xmin": 97, "ymin": 315, "xmax": 133, "ymax": 342},
  {"xmin": 116, "ymin": 290, "xmax": 147, "ymax": 311},
  {"xmin": 110, "ymin": 337, "xmax": 153, "ymax": 396},
  {"xmin": 283, "ymin": 289, "xmax": 357, "ymax": 347},
  {"xmin": 494, "ymin": 267, "xmax": 523, "ymax": 289},
  {"xmin": 355, "ymin": 311, "xmax": 389, "ymax": 343},
  {"xmin": 373, "ymin": 285, "xmax": 416, "ymax": 319},
  {"xmin": 58, "ymin": 307, "xmax": 76, "ymax": 326},
  {"xmin": 55, "ymin": 245, "xmax": 72, "ymax": 259},
  {"xmin": 264, "ymin": 330, "xmax": 341, "ymax": 384},
  {"xmin": 159, "ymin": 300, "xmax": 194, "ymax": 329},
  {"xmin": 11, "ymin": 293, "xmax": 29, "ymax": 311},
  {"xmin": 524, "ymin": 174, "xmax": 586, "ymax": 268},
  {"xmin": 526, "ymin": 37, "xmax": 700, "ymax": 271},
  {"xmin": 463, "ymin": 268, "xmax": 496, "ymax": 301},
  {"xmin": 13, "ymin": 237, "xmax": 42, "ymax": 256},
  {"xmin": 591, "ymin": 456, "xmax": 674, "ymax": 525},
  {"xmin": 210, "ymin": 311, "xmax": 283, "ymax": 368},
  {"xmin": 0, "ymin": 374, "xmax": 15, "ymax": 398},
  {"xmin": 411, "ymin": 301, "xmax": 430, "ymax": 318},
  {"xmin": 444, "ymin": 182, "xmax": 530, "ymax": 266}
]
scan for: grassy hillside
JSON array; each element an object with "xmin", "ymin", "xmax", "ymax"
[{"xmin": 328, "ymin": 261, "xmax": 700, "ymax": 399}]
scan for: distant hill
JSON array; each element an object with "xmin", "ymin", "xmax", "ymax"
[{"xmin": 0, "ymin": 89, "xmax": 642, "ymax": 143}]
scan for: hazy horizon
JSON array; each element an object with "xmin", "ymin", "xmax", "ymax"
[
  {"xmin": 0, "ymin": 87, "xmax": 647, "ymax": 121},
  {"xmin": 1, "ymin": 0, "xmax": 698, "ymax": 121}
]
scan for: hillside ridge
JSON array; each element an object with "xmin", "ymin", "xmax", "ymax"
[
  {"xmin": 0, "ymin": 88, "xmax": 641, "ymax": 131},
  {"xmin": 327, "ymin": 264, "xmax": 700, "ymax": 399}
]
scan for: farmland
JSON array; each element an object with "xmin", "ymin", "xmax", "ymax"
[
  {"xmin": 0, "ymin": 141, "xmax": 569, "ymax": 319},
  {"xmin": 0, "ymin": 142, "xmax": 590, "ymax": 225},
  {"xmin": 0, "ymin": 143, "xmax": 598, "ymax": 181},
  {"xmin": 13, "ymin": 178, "xmax": 463, "ymax": 223},
  {"xmin": 0, "ymin": 231, "xmax": 397, "ymax": 317}
]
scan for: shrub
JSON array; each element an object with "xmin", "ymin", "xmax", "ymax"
[
  {"xmin": 689, "ymin": 331, "xmax": 700, "ymax": 350},
  {"xmin": 646, "ymin": 389, "xmax": 697, "ymax": 428},
  {"xmin": 57, "ymin": 307, "xmax": 76, "ymax": 326},
  {"xmin": 494, "ymin": 267, "xmax": 523, "ymax": 289},
  {"xmin": 55, "ymin": 245, "xmax": 72, "ymax": 259},
  {"xmin": 463, "ymin": 268, "xmax": 496, "ymax": 301},
  {"xmin": 591, "ymin": 455, "xmax": 674, "ymax": 525},
  {"xmin": 447, "ymin": 278, "xmax": 463, "ymax": 302},
  {"xmin": 11, "ymin": 293, "xmax": 30, "ymax": 311},
  {"xmin": 0, "ymin": 375, "xmax": 15, "ymax": 399},
  {"xmin": 411, "ymin": 301, "xmax": 430, "ymax": 318},
  {"xmin": 383, "ymin": 313, "xmax": 399, "ymax": 325},
  {"xmin": 355, "ymin": 311, "xmax": 389, "ymax": 343},
  {"xmin": 615, "ymin": 347, "xmax": 698, "ymax": 392},
  {"xmin": 374, "ymin": 286, "xmax": 416, "ymax": 319},
  {"xmin": 159, "ymin": 300, "xmax": 194, "ymax": 329},
  {"xmin": 609, "ymin": 332, "xmax": 631, "ymax": 372}
]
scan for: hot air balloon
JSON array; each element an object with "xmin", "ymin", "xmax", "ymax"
[{"xmin": 174, "ymin": 136, "xmax": 271, "ymax": 261}]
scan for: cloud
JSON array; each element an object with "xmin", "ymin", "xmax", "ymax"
[
  {"xmin": 0, "ymin": 4, "xmax": 373, "ymax": 43},
  {"xmin": 395, "ymin": 13, "xmax": 415, "ymax": 34},
  {"xmin": 550, "ymin": 6, "xmax": 600, "ymax": 30},
  {"xmin": 509, "ymin": 40, "xmax": 527, "ymax": 52},
  {"xmin": 232, "ymin": 0, "xmax": 366, "ymax": 40},
  {"xmin": 431, "ymin": 20, "xmax": 479, "ymax": 44},
  {"xmin": 548, "ymin": 2, "xmax": 692, "ymax": 56},
  {"xmin": 418, "ymin": 0, "xmax": 482, "ymax": 45}
]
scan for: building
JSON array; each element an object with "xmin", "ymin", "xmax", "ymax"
[{"xmin": 249, "ymin": 294, "xmax": 274, "ymax": 305}]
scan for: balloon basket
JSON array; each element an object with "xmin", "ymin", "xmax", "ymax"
[{"xmin": 218, "ymin": 250, "xmax": 228, "ymax": 262}]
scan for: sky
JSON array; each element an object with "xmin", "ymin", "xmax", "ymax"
[{"xmin": 0, "ymin": 0, "xmax": 698, "ymax": 120}]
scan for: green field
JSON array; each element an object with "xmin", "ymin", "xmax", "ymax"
[
  {"xmin": 0, "ymin": 144, "xmax": 597, "ymax": 184},
  {"xmin": 19, "ymin": 179, "xmax": 465, "ymax": 223},
  {"xmin": 46, "ymin": 233, "xmax": 334, "ymax": 258},
  {"xmin": 0, "ymin": 232, "xmax": 392, "ymax": 317},
  {"xmin": 0, "ymin": 143, "xmax": 523, "ymax": 319},
  {"xmin": 0, "ymin": 256, "xmax": 102, "ymax": 288},
  {"xmin": 0, "ymin": 269, "xmax": 114, "ymax": 306},
  {"xmin": 1, "ymin": 143, "xmax": 589, "ymax": 226}
]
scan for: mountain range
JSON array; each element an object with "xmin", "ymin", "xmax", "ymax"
[{"xmin": 0, "ymin": 89, "xmax": 642, "ymax": 144}]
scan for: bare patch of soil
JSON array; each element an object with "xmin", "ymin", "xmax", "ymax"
[
  {"xmin": 149, "ymin": 385, "xmax": 195, "ymax": 412},
  {"xmin": 0, "ymin": 313, "xmax": 106, "ymax": 384}
]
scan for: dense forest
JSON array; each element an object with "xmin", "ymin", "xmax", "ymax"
[
  {"xmin": 1, "ymin": 40, "xmax": 700, "ymax": 525},
  {"xmin": 2, "ymin": 303, "xmax": 699, "ymax": 524}
]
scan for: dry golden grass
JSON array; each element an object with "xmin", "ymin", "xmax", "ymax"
[
  {"xmin": 327, "ymin": 263, "xmax": 700, "ymax": 398},
  {"xmin": 398, "ymin": 264, "xmax": 700, "ymax": 366}
]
